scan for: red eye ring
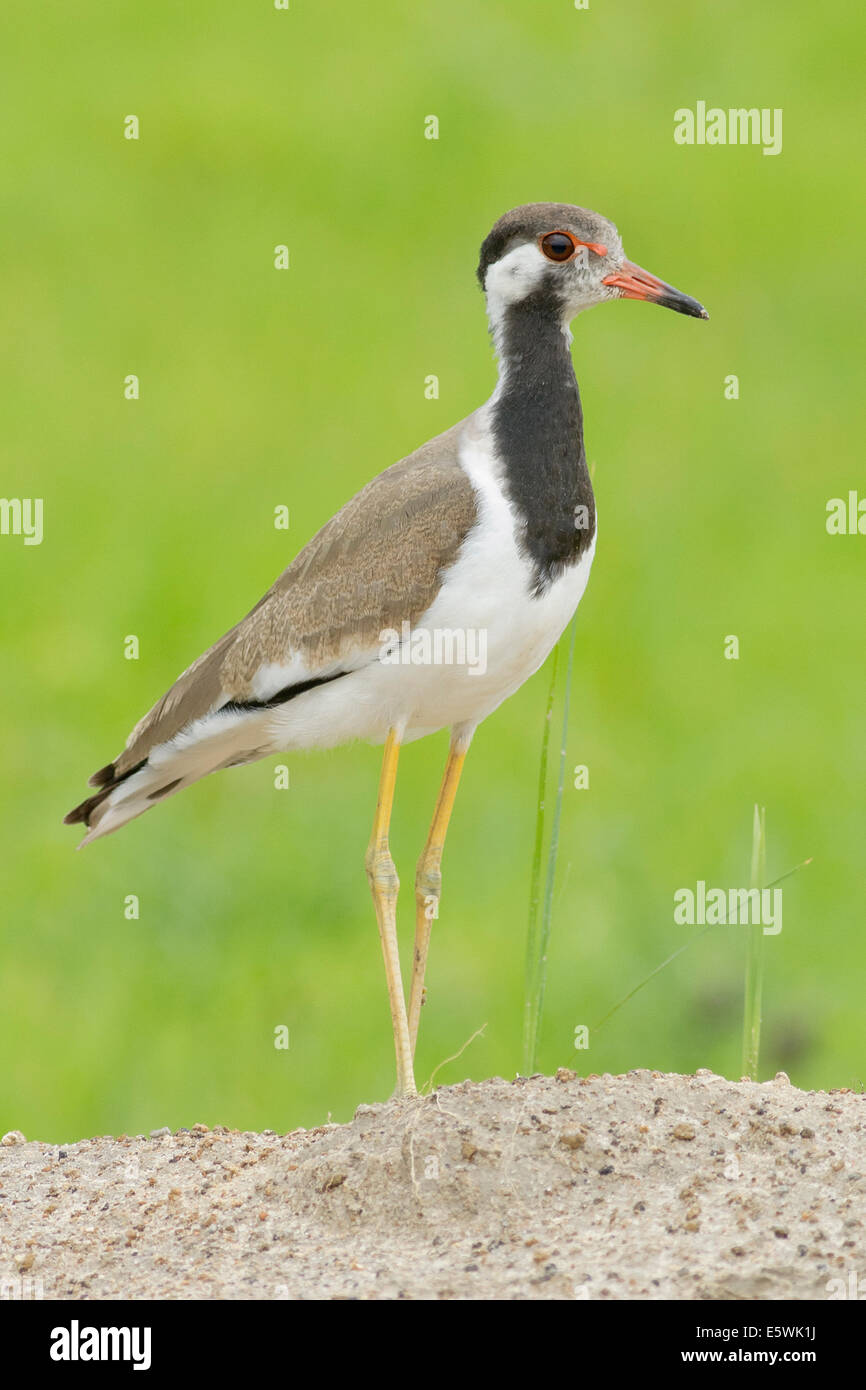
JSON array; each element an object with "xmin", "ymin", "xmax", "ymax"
[
  {"xmin": 539, "ymin": 231, "xmax": 609, "ymax": 263},
  {"xmin": 540, "ymin": 230, "xmax": 577, "ymax": 262}
]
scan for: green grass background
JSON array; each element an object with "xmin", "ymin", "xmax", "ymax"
[{"xmin": 2, "ymin": 1, "xmax": 863, "ymax": 1140}]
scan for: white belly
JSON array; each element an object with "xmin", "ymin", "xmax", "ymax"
[{"xmin": 265, "ymin": 423, "xmax": 596, "ymax": 750}]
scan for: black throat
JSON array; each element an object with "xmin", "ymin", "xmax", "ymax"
[{"xmin": 489, "ymin": 285, "xmax": 596, "ymax": 595}]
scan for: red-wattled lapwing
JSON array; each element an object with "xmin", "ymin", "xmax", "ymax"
[{"xmin": 66, "ymin": 202, "xmax": 707, "ymax": 1098}]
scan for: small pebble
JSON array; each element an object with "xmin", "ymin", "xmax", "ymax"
[
  {"xmin": 1, "ymin": 1130, "xmax": 26, "ymax": 1146},
  {"xmin": 672, "ymin": 1123, "xmax": 696, "ymax": 1141},
  {"xmin": 559, "ymin": 1131, "xmax": 586, "ymax": 1150},
  {"xmin": 150, "ymin": 1126, "xmax": 171, "ymax": 1138}
]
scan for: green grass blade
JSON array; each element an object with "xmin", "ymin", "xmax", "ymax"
[
  {"xmin": 522, "ymin": 642, "xmax": 559, "ymax": 1075},
  {"xmin": 522, "ymin": 611, "xmax": 580, "ymax": 1075},
  {"xmin": 741, "ymin": 804, "xmax": 767, "ymax": 1080},
  {"xmin": 592, "ymin": 928, "xmax": 714, "ymax": 1033},
  {"xmin": 534, "ymin": 613, "xmax": 579, "ymax": 1065}
]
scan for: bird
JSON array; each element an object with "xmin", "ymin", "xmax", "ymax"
[{"xmin": 65, "ymin": 202, "xmax": 707, "ymax": 1099}]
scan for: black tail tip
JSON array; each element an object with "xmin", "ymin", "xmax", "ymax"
[
  {"xmin": 88, "ymin": 762, "xmax": 116, "ymax": 789},
  {"xmin": 64, "ymin": 789, "xmax": 106, "ymax": 827}
]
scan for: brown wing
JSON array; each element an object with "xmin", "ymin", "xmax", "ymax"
[{"xmin": 87, "ymin": 419, "xmax": 479, "ymax": 790}]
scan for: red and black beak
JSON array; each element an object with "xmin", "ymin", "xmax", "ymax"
[{"xmin": 602, "ymin": 260, "xmax": 708, "ymax": 320}]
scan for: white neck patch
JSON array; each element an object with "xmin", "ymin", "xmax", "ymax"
[{"xmin": 483, "ymin": 242, "xmax": 565, "ymax": 365}]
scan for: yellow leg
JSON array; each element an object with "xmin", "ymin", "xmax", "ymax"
[
  {"xmin": 366, "ymin": 728, "xmax": 416, "ymax": 1097},
  {"xmin": 408, "ymin": 732, "xmax": 471, "ymax": 1057}
]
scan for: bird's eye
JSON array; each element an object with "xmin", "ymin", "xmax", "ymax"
[{"xmin": 540, "ymin": 231, "xmax": 577, "ymax": 262}]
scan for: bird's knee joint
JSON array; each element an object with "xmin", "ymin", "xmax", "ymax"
[
  {"xmin": 416, "ymin": 861, "xmax": 442, "ymax": 903},
  {"xmin": 366, "ymin": 843, "xmax": 399, "ymax": 893}
]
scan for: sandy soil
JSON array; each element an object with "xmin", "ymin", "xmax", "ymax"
[{"xmin": 1, "ymin": 1069, "xmax": 864, "ymax": 1300}]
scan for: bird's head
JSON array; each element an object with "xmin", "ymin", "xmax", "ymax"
[{"xmin": 477, "ymin": 202, "xmax": 708, "ymax": 329}]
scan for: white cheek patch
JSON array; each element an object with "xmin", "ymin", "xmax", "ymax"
[{"xmin": 484, "ymin": 242, "xmax": 550, "ymax": 318}]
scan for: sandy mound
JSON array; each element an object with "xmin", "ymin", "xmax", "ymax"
[{"xmin": 2, "ymin": 1070, "xmax": 863, "ymax": 1300}]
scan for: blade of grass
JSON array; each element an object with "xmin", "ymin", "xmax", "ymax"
[
  {"xmin": 741, "ymin": 804, "xmax": 767, "ymax": 1080},
  {"xmin": 522, "ymin": 642, "xmax": 558, "ymax": 1075},
  {"xmin": 424, "ymin": 1022, "xmax": 487, "ymax": 1093},
  {"xmin": 592, "ymin": 927, "xmax": 714, "ymax": 1033},
  {"xmin": 523, "ymin": 611, "xmax": 579, "ymax": 1074},
  {"xmin": 534, "ymin": 612, "xmax": 579, "ymax": 1066}
]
